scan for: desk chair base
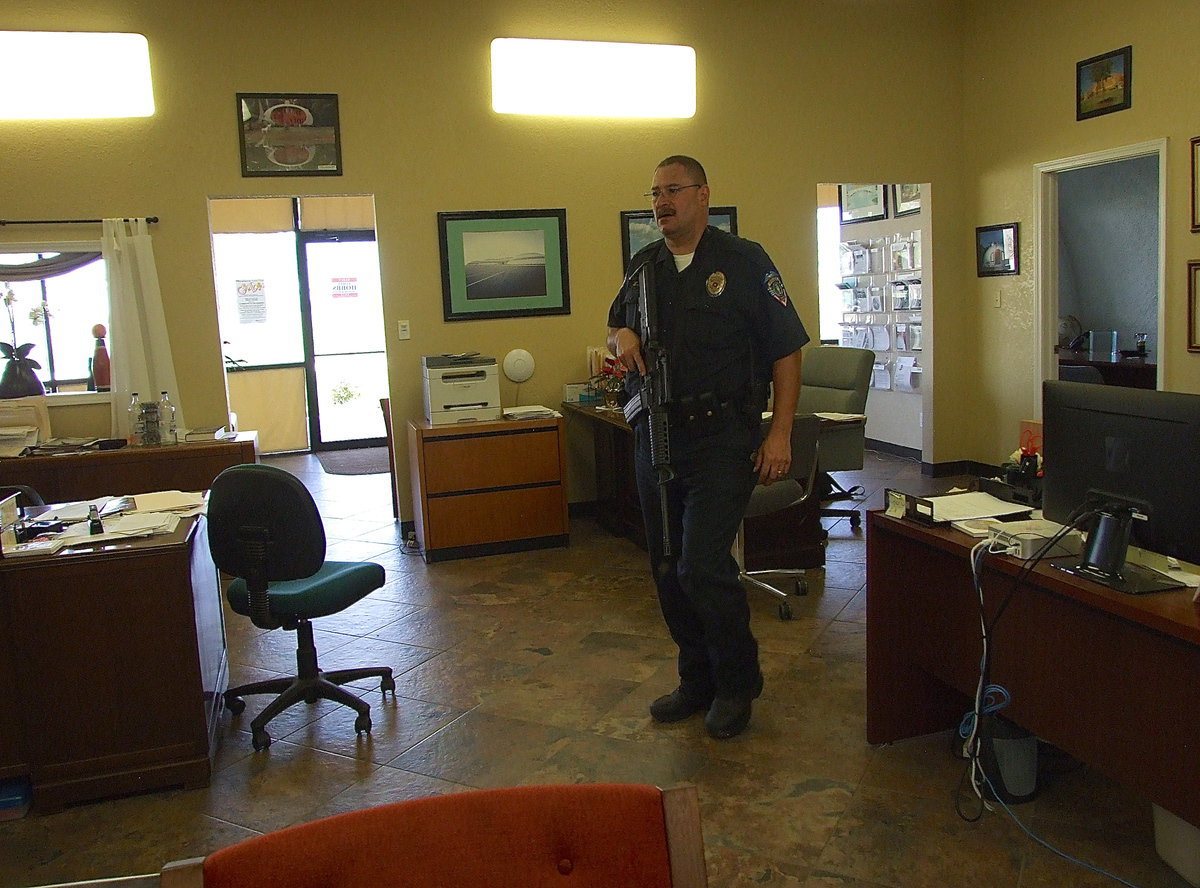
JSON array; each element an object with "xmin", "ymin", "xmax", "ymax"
[
  {"xmin": 224, "ymin": 619, "xmax": 395, "ymax": 751},
  {"xmin": 741, "ymin": 570, "xmax": 808, "ymax": 621},
  {"xmin": 820, "ymin": 473, "xmax": 864, "ymax": 528}
]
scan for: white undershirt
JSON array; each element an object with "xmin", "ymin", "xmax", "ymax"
[{"xmin": 673, "ymin": 252, "xmax": 694, "ymax": 272}]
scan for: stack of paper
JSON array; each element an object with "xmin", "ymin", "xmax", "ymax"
[
  {"xmin": 61, "ymin": 511, "xmax": 181, "ymax": 546},
  {"xmin": 0, "ymin": 425, "xmax": 39, "ymax": 458},
  {"xmin": 130, "ymin": 490, "xmax": 206, "ymax": 513},
  {"xmin": 503, "ymin": 406, "xmax": 561, "ymax": 420}
]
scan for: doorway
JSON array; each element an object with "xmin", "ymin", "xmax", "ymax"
[
  {"xmin": 816, "ymin": 183, "xmax": 932, "ymax": 462},
  {"xmin": 1035, "ymin": 140, "xmax": 1166, "ymax": 408},
  {"xmin": 208, "ymin": 195, "xmax": 387, "ymax": 454}
]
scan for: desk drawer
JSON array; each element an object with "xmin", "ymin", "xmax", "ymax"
[
  {"xmin": 422, "ymin": 427, "xmax": 561, "ymax": 494},
  {"xmin": 425, "ymin": 485, "xmax": 566, "ymax": 549}
]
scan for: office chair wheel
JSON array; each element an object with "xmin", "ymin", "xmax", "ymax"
[
  {"xmin": 778, "ymin": 601, "xmax": 794, "ymax": 621},
  {"xmin": 252, "ymin": 728, "xmax": 272, "ymax": 751},
  {"xmin": 226, "ymin": 696, "xmax": 246, "ymax": 716},
  {"xmin": 795, "ymin": 578, "xmax": 808, "ymax": 596},
  {"xmin": 381, "ymin": 675, "xmax": 396, "ymax": 693},
  {"xmin": 354, "ymin": 713, "xmax": 372, "ymax": 735},
  {"xmin": 849, "ymin": 513, "xmax": 862, "ymax": 528},
  {"xmin": 304, "ymin": 689, "xmax": 319, "ymax": 704}
]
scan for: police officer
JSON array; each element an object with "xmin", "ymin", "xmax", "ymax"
[{"xmin": 606, "ymin": 155, "xmax": 808, "ymax": 739}]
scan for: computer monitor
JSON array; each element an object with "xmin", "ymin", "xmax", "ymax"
[{"xmin": 1041, "ymin": 380, "xmax": 1200, "ymax": 594}]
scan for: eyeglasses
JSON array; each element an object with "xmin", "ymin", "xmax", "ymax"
[{"xmin": 643, "ymin": 183, "xmax": 702, "ymax": 201}]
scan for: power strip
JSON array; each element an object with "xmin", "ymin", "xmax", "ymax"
[{"xmin": 987, "ymin": 519, "xmax": 1081, "ymax": 560}]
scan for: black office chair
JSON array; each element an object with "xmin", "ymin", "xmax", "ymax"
[
  {"xmin": 1058, "ymin": 364, "xmax": 1105, "ymax": 384},
  {"xmin": 796, "ymin": 346, "xmax": 874, "ymax": 528},
  {"xmin": 207, "ymin": 463, "xmax": 395, "ymax": 751},
  {"xmin": 0, "ymin": 484, "xmax": 44, "ymax": 509},
  {"xmin": 734, "ymin": 413, "xmax": 821, "ymax": 620}
]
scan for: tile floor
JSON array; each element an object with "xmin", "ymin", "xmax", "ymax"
[{"xmin": 0, "ymin": 450, "xmax": 1189, "ymax": 887}]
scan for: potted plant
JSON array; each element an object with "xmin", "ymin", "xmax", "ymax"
[
  {"xmin": 589, "ymin": 356, "xmax": 626, "ymax": 410},
  {"xmin": 0, "ymin": 285, "xmax": 48, "ymax": 399}
]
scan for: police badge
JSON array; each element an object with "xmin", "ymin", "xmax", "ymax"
[
  {"xmin": 764, "ymin": 270, "xmax": 788, "ymax": 305},
  {"xmin": 706, "ymin": 271, "xmax": 726, "ymax": 297}
]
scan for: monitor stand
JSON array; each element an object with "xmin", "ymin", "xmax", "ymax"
[{"xmin": 1055, "ymin": 559, "xmax": 1187, "ymax": 595}]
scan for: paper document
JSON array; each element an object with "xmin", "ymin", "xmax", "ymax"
[
  {"xmin": 503, "ymin": 406, "xmax": 561, "ymax": 419},
  {"xmin": 0, "ymin": 425, "xmax": 39, "ymax": 457},
  {"xmin": 813, "ymin": 412, "xmax": 867, "ymax": 422},
  {"xmin": 61, "ymin": 511, "xmax": 180, "ymax": 545},
  {"xmin": 920, "ymin": 491, "xmax": 1031, "ymax": 522},
  {"xmin": 38, "ymin": 497, "xmax": 115, "ymax": 523},
  {"xmin": 130, "ymin": 490, "xmax": 206, "ymax": 513}
]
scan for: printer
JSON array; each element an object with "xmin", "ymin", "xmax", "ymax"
[{"xmin": 422, "ymin": 354, "xmax": 502, "ymax": 425}]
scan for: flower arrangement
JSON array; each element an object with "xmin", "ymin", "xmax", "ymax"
[
  {"xmin": 1, "ymin": 284, "xmax": 50, "ymax": 355},
  {"xmin": 589, "ymin": 355, "xmax": 626, "ymax": 407}
]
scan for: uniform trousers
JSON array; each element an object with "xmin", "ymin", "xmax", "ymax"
[{"xmin": 634, "ymin": 417, "xmax": 761, "ymax": 700}]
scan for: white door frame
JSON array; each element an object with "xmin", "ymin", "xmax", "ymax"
[{"xmin": 1033, "ymin": 138, "xmax": 1167, "ymax": 412}]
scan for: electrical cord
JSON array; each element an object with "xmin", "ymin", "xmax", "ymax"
[{"xmin": 956, "ymin": 508, "xmax": 1148, "ymax": 888}]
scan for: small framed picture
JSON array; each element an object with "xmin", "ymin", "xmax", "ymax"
[
  {"xmin": 618, "ymin": 206, "xmax": 737, "ymax": 272},
  {"xmin": 839, "ymin": 184, "xmax": 888, "ymax": 224},
  {"xmin": 237, "ymin": 93, "xmax": 342, "ymax": 176},
  {"xmin": 892, "ymin": 184, "xmax": 922, "ymax": 217},
  {"xmin": 1076, "ymin": 46, "xmax": 1132, "ymax": 121},
  {"xmin": 438, "ymin": 209, "xmax": 570, "ymax": 322},
  {"xmin": 1188, "ymin": 261, "xmax": 1200, "ymax": 352},
  {"xmin": 976, "ymin": 223, "xmax": 1019, "ymax": 277},
  {"xmin": 1191, "ymin": 138, "xmax": 1200, "ymax": 233}
]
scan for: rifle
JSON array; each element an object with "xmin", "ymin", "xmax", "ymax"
[{"xmin": 621, "ymin": 259, "xmax": 676, "ymax": 556}]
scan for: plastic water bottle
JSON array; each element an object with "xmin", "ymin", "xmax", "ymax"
[
  {"xmin": 127, "ymin": 392, "xmax": 142, "ymax": 445},
  {"xmin": 158, "ymin": 391, "xmax": 177, "ymax": 445}
]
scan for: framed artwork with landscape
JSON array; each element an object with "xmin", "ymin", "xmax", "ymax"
[
  {"xmin": 1076, "ymin": 46, "xmax": 1132, "ymax": 121},
  {"xmin": 236, "ymin": 92, "xmax": 342, "ymax": 177},
  {"xmin": 438, "ymin": 209, "xmax": 570, "ymax": 322}
]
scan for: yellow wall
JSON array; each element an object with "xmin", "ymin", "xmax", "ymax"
[
  {"xmin": 958, "ymin": 0, "xmax": 1200, "ymax": 461},
  {"xmin": 11, "ymin": 1, "xmax": 1199, "ymax": 510},
  {"xmin": 2, "ymin": 0, "xmax": 976, "ymax": 519}
]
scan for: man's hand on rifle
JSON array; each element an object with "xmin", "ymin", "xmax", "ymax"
[{"xmin": 608, "ymin": 326, "xmax": 647, "ymax": 376}]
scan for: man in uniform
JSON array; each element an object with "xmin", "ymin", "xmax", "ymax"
[{"xmin": 606, "ymin": 155, "xmax": 808, "ymax": 739}]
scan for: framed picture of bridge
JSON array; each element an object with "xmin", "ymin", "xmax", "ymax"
[{"xmin": 438, "ymin": 209, "xmax": 570, "ymax": 321}]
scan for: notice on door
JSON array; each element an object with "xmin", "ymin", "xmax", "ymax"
[
  {"xmin": 331, "ymin": 277, "xmax": 358, "ymax": 299},
  {"xmin": 236, "ymin": 279, "xmax": 267, "ymax": 324}
]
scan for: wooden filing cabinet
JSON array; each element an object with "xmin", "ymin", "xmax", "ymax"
[{"xmin": 407, "ymin": 417, "xmax": 569, "ymax": 562}]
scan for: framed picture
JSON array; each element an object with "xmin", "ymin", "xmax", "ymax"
[
  {"xmin": 976, "ymin": 223, "xmax": 1019, "ymax": 277},
  {"xmin": 1191, "ymin": 138, "xmax": 1200, "ymax": 233},
  {"xmin": 1188, "ymin": 261, "xmax": 1200, "ymax": 352},
  {"xmin": 237, "ymin": 93, "xmax": 342, "ymax": 177},
  {"xmin": 839, "ymin": 184, "xmax": 888, "ymax": 224},
  {"xmin": 618, "ymin": 206, "xmax": 738, "ymax": 271},
  {"xmin": 438, "ymin": 209, "xmax": 570, "ymax": 322},
  {"xmin": 1076, "ymin": 45, "xmax": 1132, "ymax": 121},
  {"xmin": 893, "ymin": 184, "xmax": 922, "ymax": 217}
]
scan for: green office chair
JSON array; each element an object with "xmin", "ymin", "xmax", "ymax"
[
  {"xmin": 796, "ymin": 346, "xmax": 874, "ymax": 528},
  {"xmin": 207, "ymin": 463, "xmax": 395, "ymax": 751}
]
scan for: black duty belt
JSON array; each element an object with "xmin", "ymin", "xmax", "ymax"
[{"xmin": 667, "ymin": 391, "xmax": 752, "ymax": 430}]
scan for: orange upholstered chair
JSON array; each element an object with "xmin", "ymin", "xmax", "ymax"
[{"xmin": 153, "ymin": 783, "xmax": 707, "ymax": 888}]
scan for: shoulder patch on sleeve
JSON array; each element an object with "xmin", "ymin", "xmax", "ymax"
[{"xmin": 764, "ymin": 270, "xmax": 788, "ymax": 306}]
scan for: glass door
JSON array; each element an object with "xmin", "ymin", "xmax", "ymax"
[{"xmin": 298, "ymin": 231, "xmax": 387, "ymax": 450}]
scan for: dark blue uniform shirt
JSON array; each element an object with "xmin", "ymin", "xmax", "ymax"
[{"xmin": 607, "ymin": 226, "xmax": 809, "ymax": 405}]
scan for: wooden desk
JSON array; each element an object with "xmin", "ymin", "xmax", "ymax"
[
  {"xmin": 866, "ymin": 509, "xmax": 1200, "ymax": 826},
  {"xmin": 0, "ymin": 516, "xmax": 227, "ymax": 813},
  {"xmin": 407, "ymin": 417, "xmax": 569, "ymax": 562},
  {"xmin": 1057, "ymin": 349, "xmax": 1157, "ymax": 388},
  {"xmin": 0, "ymin": 433, "xmax": 259, "ymax": 503}
]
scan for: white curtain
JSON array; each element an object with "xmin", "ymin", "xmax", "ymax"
[{"xmin": 102, "ymin": 218, "xmax": 186, "ymax": 438}]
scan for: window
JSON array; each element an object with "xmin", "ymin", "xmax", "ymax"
[
  {"xmin": 211, "ymin": 231, "xmax": 305, "ymax": 369},
  {"xmin": 0, "ymin": 246, "xmax": 109, "ymax": 392}
]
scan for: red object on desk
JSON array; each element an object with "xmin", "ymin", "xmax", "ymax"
[{"xmin": 90, "ymin": 323, "xmax": 111, "ymax": 391}]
